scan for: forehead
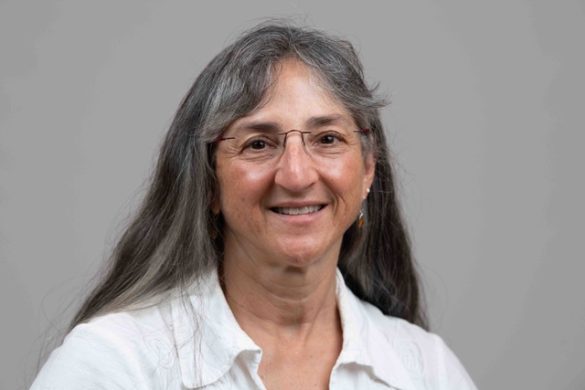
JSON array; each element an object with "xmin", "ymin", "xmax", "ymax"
[{"xmin": 229, "ymin": 59, "xmax": 355, "ymax": 131}]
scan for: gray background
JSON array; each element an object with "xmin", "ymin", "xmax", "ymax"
[{"xmin": 1, "ymin": 1, "xmax": 584, "ymax": 389}]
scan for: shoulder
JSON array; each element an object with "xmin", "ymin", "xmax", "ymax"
[
  {"xmin": 356, "ymin": 299, "xmax": 477, "ymax": 389},
  {"xmin": 360, "ymin": 301, "xmax": 442, "ymax": 356},
  {"xmin": 31, "ymin": 299, "xmax": 183, "ymax": 390}
]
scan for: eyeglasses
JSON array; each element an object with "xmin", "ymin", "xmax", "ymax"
[{"xmin": 216, "ymin": 128, "xmax": 370, "ymax": 163}]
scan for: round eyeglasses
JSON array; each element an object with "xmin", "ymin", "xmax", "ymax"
[{"xmin": 215, "ymin": 128, "xmax": 370, "ymax": 163}]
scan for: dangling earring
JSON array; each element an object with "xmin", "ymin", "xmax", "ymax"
[
  {"xmin": 358, "ymin": 208, "xmax": 365, "ymax": 229},
  {"xmin": 358, "ymin": 188, "xmax": 370, "ymax": 229},
  {"xmin": 210, "ymin": 223, "xmax": 218, "ymax": 240},
  {"xmin": 210, "ymin": 210, "xmax": 221, "ymax": 240}
]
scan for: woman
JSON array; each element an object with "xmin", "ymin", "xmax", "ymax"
[{"xmin": 32, "ymin": 22, "xmax": 476, "ymax": 389}]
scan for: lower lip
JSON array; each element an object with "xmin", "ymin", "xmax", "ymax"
[{"xmin": 270, "ymin": 206, "xmax": 326, "ymax": 224}]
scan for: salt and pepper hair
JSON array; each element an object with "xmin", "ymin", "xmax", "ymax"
[{"xmin": 71, "ymin": 21, "xmax": 427, "ymax": 329}]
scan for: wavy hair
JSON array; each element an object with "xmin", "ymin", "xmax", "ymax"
[{"xmin": 71, "ymin": 21, "xmax": 427, "ymax": 329}]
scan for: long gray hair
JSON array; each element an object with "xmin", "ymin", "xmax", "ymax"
[{"xmin": 71, "ymin": 21, "xmax": 427, "ymax": 329}]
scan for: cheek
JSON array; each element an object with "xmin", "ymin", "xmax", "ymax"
[
  {"xmin": 324, "ymin": 156, "xmax": 367, "ymax": 199},
  {"xmin": 217, "ymin": 162, "xmax": 273, "ymax": 211}
]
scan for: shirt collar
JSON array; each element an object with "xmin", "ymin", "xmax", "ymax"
[
  {"xmin": 171, "ymin": 267, "xmax": 261, "ymax": 388},
  {"xmin": 171, "ymin": 267, "xmax": 417, "ymax": 389},
  {"xmin": 335, "ymin": 269, "xmax": 418, "ymax": 389}
]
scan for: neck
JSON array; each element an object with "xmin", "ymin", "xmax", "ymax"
[{"xmin": 220, "ymin": 247, "xmax": 340, "ymax": 343}]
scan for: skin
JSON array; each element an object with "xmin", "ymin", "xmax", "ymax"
[{"xmin": 214, "ymin": 59, "xmax": 375, "ymax": 389}]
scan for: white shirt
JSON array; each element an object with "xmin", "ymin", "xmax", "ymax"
[{"xmin": 32, "ymin": 269, "xmax": 477, "ymax": 389}]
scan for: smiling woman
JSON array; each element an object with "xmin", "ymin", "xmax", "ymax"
[
  {"xmin": 215, "ymin": 59, "xmax": 374, "ymax": 271},
  {"xmin": 31, "ymin": 21, "xmax": 477, "ymax": 389}
]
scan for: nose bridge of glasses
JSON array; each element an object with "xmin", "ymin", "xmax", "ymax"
[
  {"xmin": 280, "ymin": 129, "xmax": 310, "ymax": 148},
  {"xmin": 275, "ymin": 129, "xmax": 318, "ymax": 183},
  {"xmin": 276, "ymin": 129, "xmax": 318, "ymax": 166}
]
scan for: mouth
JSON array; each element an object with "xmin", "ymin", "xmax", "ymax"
[{"xmin": 270, "ymin": 205, "xmax": 326, "ymax": 216}]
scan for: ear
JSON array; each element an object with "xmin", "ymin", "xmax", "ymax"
[{"xmin": 362, "ymin": 151, "xmax": 376, "ymax": 199}]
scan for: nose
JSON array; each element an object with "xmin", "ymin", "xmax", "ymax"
[{"xmin": 274, "ymin": 131, "xmax": 318, "ymax": 192}]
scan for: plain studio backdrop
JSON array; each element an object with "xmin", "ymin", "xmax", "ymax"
[{"xmin": 1, "ymin": 1, "xmax": 584, "ymax": 389}]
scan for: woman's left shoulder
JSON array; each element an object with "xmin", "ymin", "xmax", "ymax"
[
  {"xmin": 358, "ymin": 301, "xmax": 445, "ymax": 350},
  {"xmin": 358, "ymin": 302, "xmax": 478, "ymax": 389},
  {"xmin": 365, "ymin": 305, "xmax": 442, "ymax": 350}
]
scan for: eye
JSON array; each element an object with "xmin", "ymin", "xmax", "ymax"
[
  {"xmin": 242, "ymin": 135, "xmax": 277, "ymax": 152},
  {"xmin": 316, "ymin": 131, "xmax": 346, "ymax": 146},
  {"xmin": 249, "ymin": 139, "xmax": 267, "ymax": 150},
  {"xmin": 319, "ymin": 134, "xmax": 337, "ymax": 144}
]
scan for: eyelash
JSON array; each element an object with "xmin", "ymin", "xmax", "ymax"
[
  {"xmin": 242, "ymin": 136, "xmax": 277, "ymax": 151},
  {"xmin": 318, "ymin": 133, "xmax": 341, "ymax": 145}
]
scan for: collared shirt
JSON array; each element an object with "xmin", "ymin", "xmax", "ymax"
[{"xmin": 32, "ymin": 268, "xmax": 477, "ymax": 389}]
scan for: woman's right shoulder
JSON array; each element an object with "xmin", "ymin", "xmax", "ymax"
[{"xmin": 31, "ymin": 298, "xmax": 186, "ymax": 389}]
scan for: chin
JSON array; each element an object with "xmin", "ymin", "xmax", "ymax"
[{"xmin": 273, "ymin": 238, "xmax": 338, "ymax": 268}]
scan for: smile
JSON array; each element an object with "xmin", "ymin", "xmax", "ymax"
[{"xmin": 271, "ymin": 205, "xmax": 325, "ymax": 216}]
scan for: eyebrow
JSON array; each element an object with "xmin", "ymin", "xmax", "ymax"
[
  {"xmin": 234, "ymin": 114, "xmax": 349, "ymax": 133},
  {"xmin": 306, "ymin": 114, "xmax": 348, "ymax": 128}
]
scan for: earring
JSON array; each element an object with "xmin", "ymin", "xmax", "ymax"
[
  {"xmin": 358, "ymin": 208, "xmax": 365, "ymax": 229},
  {"xmin": 210, "ymin": 212, "xmax": 221, "ymax": 240},
  {"xmin": 210, "ymin": 222, "xmax": 218, "ymax": 240},
  {"xmin": 358, "ymin": 188, "xmax": 370, "ymax": 229}
]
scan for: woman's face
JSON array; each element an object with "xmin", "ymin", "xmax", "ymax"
[{"xmin": 214, "ymin": 59, "xmax": 375, "ymax": 268}]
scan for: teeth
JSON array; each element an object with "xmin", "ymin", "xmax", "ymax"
[{"xmin": 274, "ymin": 205, "xmax": 322, "ymax": 215}]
